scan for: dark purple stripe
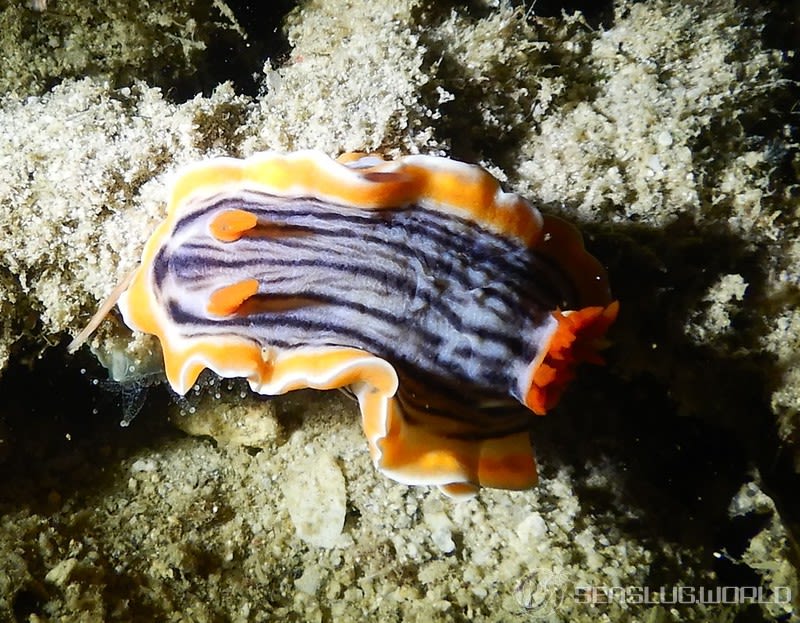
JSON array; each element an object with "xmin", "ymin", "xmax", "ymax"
[
  {"xmin": 165, "ymin": 301, "xmax": 513, "ymax": 390},
  {"xmin": 173, "ymin": 193, "xmax": 576, "ymax": 308},
  {"xmin": 166, "ymin": 250, "xmax": 541, "ymax": 354}
]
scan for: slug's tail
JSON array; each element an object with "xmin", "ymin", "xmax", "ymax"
[{"xmin": 525, "ymin": 301, "xmax": 619, "ymax": 415}]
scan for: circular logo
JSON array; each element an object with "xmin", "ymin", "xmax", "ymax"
[{"xmin": 514, "ymin": 572, "xmax": 566, "ymax": 616}]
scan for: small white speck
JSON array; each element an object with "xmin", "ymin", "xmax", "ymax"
[
  {"xmin": 657, "ymin": 131, "xmax": 673, "ymax": 147},
  {"xmin": 647, "ymin": 155, "xmax": 664, "ymax": 174}
]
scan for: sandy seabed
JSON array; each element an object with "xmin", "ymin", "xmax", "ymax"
[{"xmin": 0, "ymin": 0, "xmax": 798, "ymax": 621}]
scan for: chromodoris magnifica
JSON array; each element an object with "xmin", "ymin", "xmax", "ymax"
[{"xmin": 72, "ymin": 151, "xmax": 618, "ymax": 499}]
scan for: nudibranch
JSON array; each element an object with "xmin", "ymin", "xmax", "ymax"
[{"xmin": 73, "ymin": 151, "xmax": 618, "ymax": 498}]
